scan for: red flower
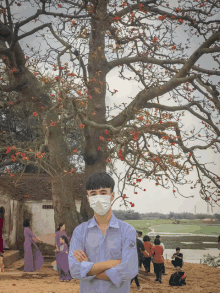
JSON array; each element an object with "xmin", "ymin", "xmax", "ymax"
[
  {"xmin": 144, "ymin": 189, "xmax": 146, "ymax": 191},
  {"xmin": 60, "ymin": 67, "xmax": 65, "ymax": 70},
  {"xmin": 58, "ymin": 4, "xmax": 62, "ymax": 8},
  {"xmin": 122, "ymin": 194, "xmax": 126, "ymax": 199},
  {"xmin": 80, "ymin": 124, "xmax": 85, "ymax": 129},
  {"xmin": 41, "ymin": 106, "xmax": 45, "ymax": 109},
  {"xmin": 189, "ymin": 153, "xmax": 193, "ymax": 156},
  {"xmin": 67, "ymin": 72, "xmax": 76, "ymax": 77},
  {"xmin": 97, "ymin": 147, "xmax": 100, "ymax": 150},
  {"xmin": 11, "ymin": 146, "xmax": 16, "ymax": 149},
  {"xmin": 136, "ymin": 179, "xmax": 142, "ymax": 182},
  {"xmin": 33, "ymin": 112, "xmax": 38, "ymax": 116},
  {"xmin": 9, "ymin": 102, "xmax": 13, "ymax": 105},
  {"xmin": 11, "ymin": 67, "xmax": 17, "ymax": 73},
  {"xmin": 55, "ymin": 76, "xmax": 59, "ymax": 80},
  {"xmin": 104, "ymin": 130, "xmax": 109, "ymax": 134},
  {"xmin": 73, "ymin": 149, "xmax": 77, "ymax": 153},
  {"xmin": 11, "ymin": 155, "xmax": 16, "ymax": 162},
  {"xmin": 107, "ymin": 159, "xmax": 111, "ymax": 163},
  {"xmin": 171, "ymin": 46, "xmax": 176, "ymax": 50},
  {"xmin": 153, "ymin": 37, "xmax": 158, "ymax": 42},
  {"xmin": 159, "ymin": 120, "xmax": 163, "ymax": 124},
  {"xmin": 6, "ymin": 147, "xmax": 11, "ymax": 154},
  {"xmin": 50, "ymin": 122, "xmax": 56, "ymax": 126}
]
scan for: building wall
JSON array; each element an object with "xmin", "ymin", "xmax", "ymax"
[
  {"xmin": 24, "ymin": 200, "xmax": 81, "ymax": 238},
  {"xmin": 0, "ymin": 193, "xmax": 20, "ymax": 249}
]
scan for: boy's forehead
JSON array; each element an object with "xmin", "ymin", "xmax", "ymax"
[{"xmin": 88, "ymin": 187, "xmax": 110, "ymax": 192}]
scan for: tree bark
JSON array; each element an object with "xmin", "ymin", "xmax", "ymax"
[{"xmin": 80, "ymin": 0, "xmax": 109, "ymax": 220}]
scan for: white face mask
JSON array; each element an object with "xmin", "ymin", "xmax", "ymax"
[{"xmin": 88, "ymin": 194, "xmax": 112, "ymax": 216}]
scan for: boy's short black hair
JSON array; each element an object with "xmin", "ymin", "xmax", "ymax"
[
  {"xmin": 86, "ymin": 172, "xmax": 115, "ymax": 192},
  {"xmin": 176, "ymin": 247, "xmax": 180, "ymax": 251},
  {"xmin": 156, "ymin": 235, "xmax": 160, "ymax": 239},
  {"xmin": 23, "ymin": 219, "xmax": 30, "ymax": 227},
  {"xmin": 154, "ymin": 238, "xmax": 161, "ymax": 245},
  {"xmin": 138, "ymin": 231, "xmax": 142, "ymax": 236},
  {"xmin": 143, "ymin": 235, "xmax": 151, "ymax": 242}
]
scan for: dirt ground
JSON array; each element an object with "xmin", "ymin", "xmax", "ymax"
[{"xmin": 0, "ymin": 259, "xmax": 219, "ymax": 293}]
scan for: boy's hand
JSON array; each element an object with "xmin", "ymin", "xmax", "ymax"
[{"xmin": 73, "ymin": 249, "xmax": 89, "ymax": 262}]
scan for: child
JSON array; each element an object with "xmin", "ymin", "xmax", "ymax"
[
  {"xmin": 171, "ymin": 247, "xmax": 183, "ymax": 270},
  {"xmin": 152, "ymin": 238, "xmax": 164, "ymax": 283},
  {"xmin": 57, "ymin": 236, "xmax": 72, "ymax": 282}
]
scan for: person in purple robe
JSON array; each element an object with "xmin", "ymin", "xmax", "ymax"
[
  {"xmin": 0, "ymin": 207, "xmax": 5, "ymax": 255},
  {"xmin": 57, "ymin": 236, "xmax": 72, "ymax": 282},
  {"xmin": 23, "ymin": 219, "xmax": 44, "ymax": 272},
  {"xmin": 54, "ymin": 223, "xmax": 70, "ymax": 275}
]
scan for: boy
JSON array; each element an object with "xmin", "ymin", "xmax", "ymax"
[
  {"xmin": 171, "ymin": 247, "xmax": 183, "ymax": 270},
  {"xmin": 137, "ymin": 231, "xmax": 143, "ymax": 242},
  {"xmin": 68, "ymin": 172, "xmax": 138, "ymax": 293}
]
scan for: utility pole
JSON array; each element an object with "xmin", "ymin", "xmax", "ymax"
[{"xmin": 194, "ymin": 205, "xmax": 196, "ymax": 215}]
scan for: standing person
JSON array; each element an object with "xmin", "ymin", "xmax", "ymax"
[
  {"xmin": 68, "ymin": 172, "xmax": 138, "ymax": 293},
  {"xmin": 156, "ymin": 235, "xmax": 166, "ymax": 274},
  {"xmin": 218, "ymin": 236, "xmax": 220, "ymax": 250},
  {"xmin": 171, "ymin": 247, "xmax": 183, "ymax": 269},
  {"xmin": 130, "ymin": 231, "xmax": 149, "ymax": 291},
  {"xmin": 57, "ymin": 236, "xmax": 72, "ymax": 282},
  {"xmin": 23, "ymin": 219, "xmax": 44, "ymax": 272},
  {"xmin": 152, "ymin": 238, "xmax": 164, "ymax": 283},
  {"xmin": 55, "ymin": 223, "xmax": 70, "ymax": 275},
  {"xmin": 0, "ymin": 207, "xmax": 5, "ymax": 256},
  {"xmin": 142, "ymin": 235, "xmax": 153, "ymax": 273},
  {"xmin": 137, "ymin": 231, "xmax": 143, "ymax": 242}
]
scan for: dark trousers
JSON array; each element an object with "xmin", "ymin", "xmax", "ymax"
[
  {"xmin": 153, "ymin": 263, "xmax": 163, "ymax": 281},
  {"xmin": 143, "ymin": 257, "xmax": 151, "ymax": 272},
  {"xmin": 162, "ymin": 263, "xmax": 165, "ymax": 274},
  {"xmin": 131, "ymin": 275, "xmax": 140, "ymax": 287},
  {"xmin": 172, "ymin": 260, "xmax": 183, "ymax": 268}
]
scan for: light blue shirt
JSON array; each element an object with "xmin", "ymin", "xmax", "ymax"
[{"xmin": 68, "ymin": 213, "xmax": 138, "ymax": 293}]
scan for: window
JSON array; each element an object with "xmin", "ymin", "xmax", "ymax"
[{"xmin": 42, "ymin": 205, "xmax": 53, "ymax": 209}]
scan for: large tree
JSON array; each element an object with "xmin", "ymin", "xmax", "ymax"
[{"xmin": 0, "ymin": 0, "xmax": 219, "ymax": 234}]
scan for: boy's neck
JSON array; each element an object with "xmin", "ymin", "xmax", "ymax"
[{"xmin": 94, "ymin": 208, "xmax": 112, "ymax": 227}]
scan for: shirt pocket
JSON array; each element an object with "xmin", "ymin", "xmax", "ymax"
[{"xmin": 109, "ymin": 238, "xmax": 122, "ymax": 259}]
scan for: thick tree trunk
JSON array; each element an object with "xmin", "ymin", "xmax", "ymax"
[
  {"xmin": 80, "ymin": 0, "xmax": 109, "ymax": 221},
  {"xmin": 44, "ymin": 112, "xmax": 83, "ymax": 236}
]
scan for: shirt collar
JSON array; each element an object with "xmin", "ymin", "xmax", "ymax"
[{"xmin": 88, "ymin": 213, "xmax": 119, "ymax": 229}]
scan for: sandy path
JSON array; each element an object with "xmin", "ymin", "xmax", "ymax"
[{"xmin": 0, "ymin": 259, "xmax": 219, "ymax": 293}]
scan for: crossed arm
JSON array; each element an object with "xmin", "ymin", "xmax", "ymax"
[
  {"xmin": 73, "ymin": 249, "xmax": 121, "ymax": 281},
  {"xmin": 171, "ymin": 253, "xmax": 183, "ymax": 259}
]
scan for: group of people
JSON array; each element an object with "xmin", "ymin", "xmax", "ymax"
[
  {"xmin": 23, "ymin": 219, "xmax": 72, "ymax": 282},
  {"xmin": 131, "ymin": 231, "xmax": 183, "ymax": 290}
]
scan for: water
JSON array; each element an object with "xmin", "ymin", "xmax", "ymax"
[{"xmin": 164, "ymin": 248, "xmax": 220, "ymax": 265}]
